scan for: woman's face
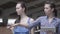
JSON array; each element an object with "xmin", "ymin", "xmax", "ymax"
[
  {"xmin": 44, "ymin": 4, "xmax": 54, "ymax": 16},
  {"xmin": 16, "ymin": 3, "xmax": 23, "ymax": 15}
]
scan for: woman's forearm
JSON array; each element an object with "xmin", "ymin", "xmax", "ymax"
[
  {"xmin": 14, "ymin": 20, "xmax": 40, "ymax": 29},
  {"xmin": 11, "ymin": 23, "xmax": 29, "ymax": 28},
  {"xmin": 31, "ymin": 28, "xmax": 34, "ymax": 34}
]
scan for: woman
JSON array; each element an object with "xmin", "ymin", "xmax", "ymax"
[
  {"xmin": 9, "ymin": 1, "xmax": 34, "ymax": 34},
  {"xmin": 16, "ymin": 1, "xmax": 60, "ymax": 34}
]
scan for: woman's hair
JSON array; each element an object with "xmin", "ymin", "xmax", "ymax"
[
  {"xmin": 15, "ymin": 15, "xmax": 20, "ymax": 23},
  {"xmin": 15, "ymin": 1, "xmax": 27, "ymax": 23},
  {"xmin": 17, "ymin": 1, "xmax": 27, "ymax": 13},
  {"xmin": 44, "ymin": 1, "xmax": 57, "ymax": 17}
]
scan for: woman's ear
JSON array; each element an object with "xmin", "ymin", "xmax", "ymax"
[{"xmin": 52, "ymin": 8, "xmax": 54, "ymax": 12}]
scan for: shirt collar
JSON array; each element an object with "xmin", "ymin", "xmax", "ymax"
[{"xmin": 46, "ymin": 16, "xmax": 56, "ymax": 20}]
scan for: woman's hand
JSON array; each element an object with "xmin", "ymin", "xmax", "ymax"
[
  {"xmin": 20, "ymin": 22, "xmax": 29, "ymax": 27},
  {"xmin": 11, "ymin": 24, "xmax": 18, "ymax": 27},
  {"xmin": 10, "ymin": 27, "xmax": 14, "ymax": 31}
]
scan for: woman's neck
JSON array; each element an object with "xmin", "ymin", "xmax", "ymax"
[
  {"xmin": 20, "ymin": 13, "xmax": 28, "ymax": 19},
  {"xmin": 47, "ymin": 14, "xmax": 55, "ymax": 23},
  {"xmin": 48, "ymin": 13, "xmax": 55, "ymax": 19}
]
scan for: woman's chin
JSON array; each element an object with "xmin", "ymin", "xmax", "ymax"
[
  {"xmin": 46, "ymin": 14, "xmax": 49, "ymax": 16},
  {"xmin": 17, "ymin": 14, "xmax": 20, "ymax": 15}
]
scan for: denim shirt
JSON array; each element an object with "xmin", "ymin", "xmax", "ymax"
[{"xmin": 29, "ymin": 16, "xmax": 60, "ymax": 34}]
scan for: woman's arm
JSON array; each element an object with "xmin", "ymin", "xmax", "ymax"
[
  {"xmin": 30, "ymin": 19, "xmax": 35, "ymax": 34},
  {"xmin": 19, "ymin": 17, "xmax": 41, "ymax": 29},
  {"xmin": 31, "ymin": 28, "xmax": 35, "ymax": 34},
  {"xmin": 11, "ymin": 17, "xmax": 41, "ymax": 29}
]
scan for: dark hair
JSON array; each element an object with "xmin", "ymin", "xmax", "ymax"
[
  {"xmin": 17, "ymin": 1, "xmax": 27, "ymax": 13},
  {"xmin": 15, "ymin": 15, "xmax": 20, "ymax": 23},
  {"xmin": 44, "ymin": 1, "xmax": 57, "ymax": 17}
]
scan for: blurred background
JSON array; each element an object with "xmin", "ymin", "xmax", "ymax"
[{"xmin": 0, "ymin": 0, "xmax": 60, "ymax": 34}]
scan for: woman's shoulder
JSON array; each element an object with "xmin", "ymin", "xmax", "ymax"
[{"xmin": 37, "ymin": 16, "xmax": 47, "ymax": 19}]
